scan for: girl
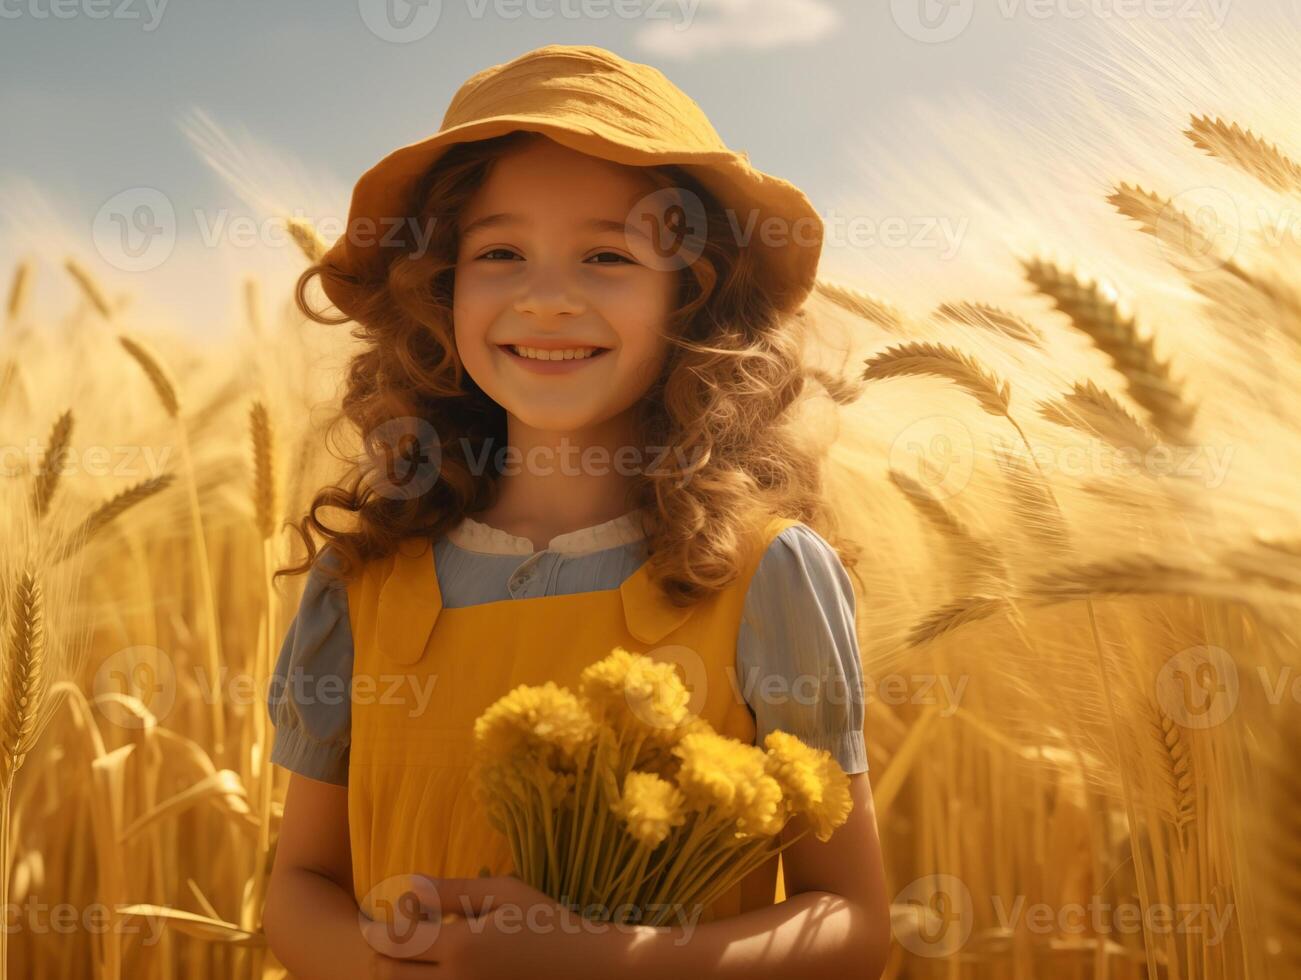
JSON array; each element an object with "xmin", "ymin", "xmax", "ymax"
[{"xmin": 263, "ymin": 43, "xmax": 890, "ymax": 980}]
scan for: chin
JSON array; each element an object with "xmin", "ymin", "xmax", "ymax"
[{"xmin": 507, "ymin": 406, "xmax": 603, "ymax": 436}]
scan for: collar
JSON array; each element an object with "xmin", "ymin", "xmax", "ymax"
[
  {"xmin": 447, "ymin": 508, "xmax": 649, "ymax": 556},
  {"xmin": 375, "ymin": 523, "xmax": 694, "ymax": 665},
  {"xmin": 374, "ymin": 514, "xmax": 797, "ymax": 665}
]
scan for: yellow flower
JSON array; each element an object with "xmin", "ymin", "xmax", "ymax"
[
  {"xmin": 672, "ymin": 730, "xmax": 784, "ymax": 837},
  {"xmin": 579, "ymin": 647, "xmax": 695, "ymax": 744},
  {"xmin": 613, "ymin": 770, "xmax": 687, "ymax": 848},
  {"xmin": 474, "ymin": 681, "xmax": 598, "ymax": 768},
  {"xmin": 763, "ymin": 730, "xmax": 854, "ymax": 842}
]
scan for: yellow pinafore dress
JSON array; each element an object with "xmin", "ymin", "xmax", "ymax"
[{"xmin": 344, "ymin": 514, "xmax": 798, "ymax": 926}]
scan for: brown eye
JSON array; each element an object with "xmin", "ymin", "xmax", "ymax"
[
  {"xmin": 479, "ymin": 248, "xmax": 521, "ymax": 261},
  {"xmin": 587, "ymin": 251, "xmax": 633, "ymax": 265}
]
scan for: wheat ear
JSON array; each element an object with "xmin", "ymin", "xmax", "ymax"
[
  {"xmin": 989, "ymin": 442, "xmax": 1070, "ymax": 552},
  {"xmin": 0, "ymin": 568, "xmax": 44, "ymax": 789},
  {"xmin": 1038, "ymin": 379, "xmax": 1159, "ymax": 453},
  {"xmin": 907, "ymin": 594, "xmax": 1010, "ymax": 647},
  {"xmin": 244, "ymin": 278, "xmax": 265, "ymax": 339},
  {"xmin": 5, "ymin": 262, "xmax": 30, "ymax": 323},
  {"xmin": 117, "ymin": 335, "xmax": 180, "ymax": 418},
  {"xmin": 1147, "ymin": 696, "xmax": 1196, "ymax": 834},
  {"xmin": 889, "ymin": 470, "xmax": 1008, "ymax": 589},
  {"xmin": 864, "ymin": 340, "xmax": 1012, "ymax": 418},
  {"xmin": 1027, "ymin": 555, "xmax": 1217, "ymax": 602},
  {"xmin": 31, "ymin": 409, "xmax": 74, "ymax": 521},
  {"xmin": 813, "ymin": 278, "xmax": 902, "ymax": 331},
  {"xmin": 1021, "ymin": 257, "xmax": 1197, "ymax": 444},
  {"xmin": 249, "ymin": 401, "xmax": 278, "ymax": 540},
  {"xmin": 935, "ymin": 301, "xmax": 1045, "ymax": 347},
  {"xmin": 63, "ymin": 258, "xmax": 113, "ymax": 319},
  {"xmin": 1184, "ymin": 114, "xmax": 1301, "ymax": 194},
  {"xmin": 285, "ymin": 216, "xmax": 329, "ymax": 263},
  {"xmin": 52, "ymin": 474, "xmax": 176, "ymax": 563}
]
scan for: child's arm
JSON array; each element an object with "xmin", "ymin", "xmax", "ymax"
[{"xmin": 263, "ymin": 772, "xmax": 381, "ymax": 979}]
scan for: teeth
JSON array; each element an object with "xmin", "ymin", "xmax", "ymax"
[{"xmin": 510, "ymin": 345, "xmax": 603, "ymax": 361}]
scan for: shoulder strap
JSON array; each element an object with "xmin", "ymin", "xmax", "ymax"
[
  {"xmin": 620, "ymin": 514, "xmax": 799, "ymax": 644},
  {"xmin": 374, "ymin": 536, "xmax": 442, "ymax": 665}
]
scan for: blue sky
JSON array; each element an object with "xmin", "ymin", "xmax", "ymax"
[{"xmin": 0, "ymin": 0, "xmax": 1291, "ymax": 336}]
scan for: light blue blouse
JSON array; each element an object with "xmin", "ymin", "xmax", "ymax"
[{"xmin": 267, "ymin": 517, "xmax": 868, "ymax": 785}]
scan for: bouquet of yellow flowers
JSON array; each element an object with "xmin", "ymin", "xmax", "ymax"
[{"xmin": 470, "ymin": 647, "xmax": 853, "ymax": 925}]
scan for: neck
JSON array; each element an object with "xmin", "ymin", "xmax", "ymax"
[{"xmin": 479, "ymin": 407, "xmax": 645, "ymax": 548}]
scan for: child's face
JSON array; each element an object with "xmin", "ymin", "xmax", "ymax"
[{"xmin": 453, "ymin": 136, "xmax": 679, "ymax": 437}]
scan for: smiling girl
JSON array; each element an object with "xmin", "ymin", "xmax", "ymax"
[{"xmin": 263, "ymin": 43, "xmax": 889, "ymax": 980}]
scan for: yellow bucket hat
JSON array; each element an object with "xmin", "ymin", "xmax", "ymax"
[{"xmin": 319, "ymin": 43, "xmax": 823, "ymax": 319}]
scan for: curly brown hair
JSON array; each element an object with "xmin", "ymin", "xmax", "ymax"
[{"xmin": 275, "ymin": 130, "xmax": 864, "ymax": 604}]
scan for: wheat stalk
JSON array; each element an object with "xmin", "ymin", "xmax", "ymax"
[
  {"xmin": 30, "ymin": 409, "xmax": 74, "ymax": 521},
  {"xmin": 63, "ymin": 259, "xmax": 113, "ymax": 320},
  {"xmin": 813, "ymin": 278, "xmax": 901, "ymax": 331},
  {"xmin": 1184, "ymin": 114, "xmax": 1301, "ymax": 194},
  {"xmin": 864, "ymin": 340, "xmax": 1012, "ymax": 418},
  {"xmin": 1038, "ymin": 379, "xmax": 1159, "ymax": 453},
  {"xmin": 1021, "ymin": 257, "xmax": 1198, "ymax": 444},
  {"xmin": 118, "ymin": 335, "xmax": 181, "ymax": 418},
  {"xmin": 285, "ymin": 216, "xmax": 329, "ymax": 263},
  {"xmin": 935, "ymin": 301, "xmax": 1045, "ymax": 347}
]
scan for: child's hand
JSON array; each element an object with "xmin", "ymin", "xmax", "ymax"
[{"xmin": 360, "ymin": 873, "xmax": 574, "ymax": 980}]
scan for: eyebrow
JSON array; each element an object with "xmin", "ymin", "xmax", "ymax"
[{"xmin": 460, "ymin": 212, "xmax": 648, "ymax": 243}]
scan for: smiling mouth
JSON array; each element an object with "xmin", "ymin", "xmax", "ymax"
[{"xmin": 497, "ymin": 344, "xmax": 612, "ymax": 362}]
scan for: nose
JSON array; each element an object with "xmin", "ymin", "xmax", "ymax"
[{"xmin": 512, "ymin": 262, "xmax": 586, "ymax": 319}]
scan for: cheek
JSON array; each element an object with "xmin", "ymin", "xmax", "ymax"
[{"xmin": 451, "ymin": 277, "xmax": 495, "ymax": 357}]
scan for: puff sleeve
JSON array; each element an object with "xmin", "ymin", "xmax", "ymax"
[
  {"xmin": 266, "ymin": 547, "xmax": 354, "ymax": 785},
  {"xmin": 736, "ymin": 524, "xmax": 868, "ymax": 774}
]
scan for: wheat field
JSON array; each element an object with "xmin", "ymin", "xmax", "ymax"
[{"xmin": 2, "ymin": 29, "xmax": 1300, "ymax": 980}]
